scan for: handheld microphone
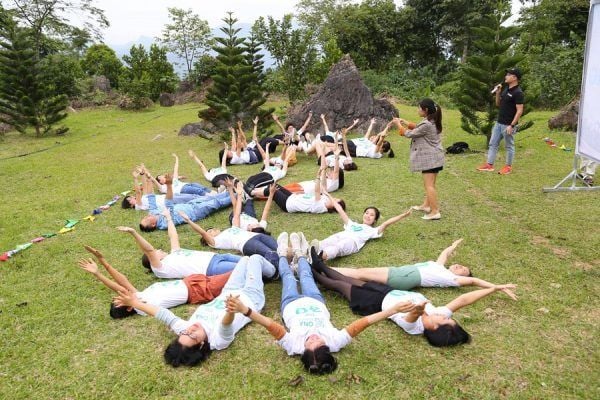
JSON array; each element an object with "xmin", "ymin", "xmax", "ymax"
[{"xmin": 491, "ymin": 84, "xmax": 502, "ymax": 94}]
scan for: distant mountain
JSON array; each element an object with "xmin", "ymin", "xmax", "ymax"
[{"xmin": 107, "ymin": 23, "xmax": 275, "ymax": 77}]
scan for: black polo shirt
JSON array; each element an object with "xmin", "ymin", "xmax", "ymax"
[{"xmin": 497, "ymin": 85, "xmax": 524, "ymax": 125}]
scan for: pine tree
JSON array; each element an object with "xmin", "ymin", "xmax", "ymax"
[
  {"xmin": 455, "ymin": 10, "xmax": 532, "ymax": 143},
  {"xmin": 243, "ymin": 31, "xmax": 274, "ymax": 132},
  {"xmin": 199, "ymin": 12, "xmax": 271, "ymax": 132},
  {"xmin": 0, "ymin": 23, "xmax": 68, "ymax": 136}
]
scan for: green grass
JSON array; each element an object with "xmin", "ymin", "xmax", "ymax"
[{"xmin": 0, "ymin": 103, "xmax": 598, "ymax": 399}]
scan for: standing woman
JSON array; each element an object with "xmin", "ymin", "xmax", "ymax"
[{"xmin": 393, "ymin": 98, "xmax": 444, "ymax": 220}]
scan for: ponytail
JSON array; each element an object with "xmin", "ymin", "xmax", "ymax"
[{"xmin": 419, "ymin": 98, "xmax": 443, "ymax": 134}]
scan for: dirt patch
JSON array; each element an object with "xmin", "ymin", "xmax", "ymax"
[
  {"xmin": 551, "ymin": 247, "xmax": 570, "ymax": 258},
  {"xmin": 573, "ymin": 261, "xmax": 593, "ymax": 271},
  {"xmin": 531, "ymin": 235, "xmax": 550, "ymax": 245}
]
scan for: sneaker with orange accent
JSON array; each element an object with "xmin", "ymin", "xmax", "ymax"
[
  {"xmin": 498, "ymin": 165, "xmax": 512, "ymax": 175},
  {"xmin": 477, "ymin": 163, "xmax": 494, "ymax": 172}
]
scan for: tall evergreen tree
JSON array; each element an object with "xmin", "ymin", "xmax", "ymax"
[
  {"xmin": 199, "ymin": 12, "xmax": 271, "ymax": 130},
  {"xmin": 0, "ymin": 22, "xmax": 68, "ymax": 136},
  {"xmin": 455, "ymin": 11, "xmax": 532, "ymax": 143}
]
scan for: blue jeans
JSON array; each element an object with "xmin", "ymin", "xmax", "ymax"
[
  {"xmin": 206, "ymin": 253, "xmax": 242, "ymax": 275},
  {"xmin": 279, "ymin": 256, "xmax": 325, "ymax": 313},
  {"xmin": 181, "ymin": 183, "xmax": 211, "ymax": 196},
  {"xmin": 163, "ymin": 192, "xmax": 232, "ymax": 228},
  {"xmin": 487, "ymin": 122, "xmax": 516, "ymax": 166},
  {"xmin": 228, "ymin": 200, "xmax": 257, "ymax": 224},
  {"xmin": 242, "ymin": 234, "xmax": 278, "ymax": 269},
  {"xmin": 222, "ymin": 255, "xmax": 267, "ymax": 310}
]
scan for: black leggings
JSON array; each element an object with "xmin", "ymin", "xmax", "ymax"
[
  {"xmin": 271, "ymin": 185, "xmax": 292, "ymax": 212},
  {"xmin": 244, "ymin": 172, "xmax": 274, "ymax": 196}
]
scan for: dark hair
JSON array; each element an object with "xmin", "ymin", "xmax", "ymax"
[
  {"xmin": 344, "ymin": 162, "xmax": 358, "ymax": 171},
  {"xmin": 363, "ymin": 206, "xmax": 380, "ymax": 223},
  {"xmin": 141, "ymin": 254, "xmax": 151, "ymax": 270},
  {"xmin": 337, "ymin": 168, "xmax": 345, "ymax": 189},
  {"xmin": 327, "ymin": 199, "xmax": 346, "ymax": 213},
  {"xmin": 218, "ymin": 149, "xmax": 232, "ymax": 166},
  {"xmin": 139, "ymin": 223, "xmax": 156, "ymax": 233},
  {"xmin": 285, "ymin": 123, "xmax": 294, "ymax": 130},
  {"xmin": 122, "ymin": 196, "xmax": 134, "ymax": 209},
  {"xmin": 419, "ymin": 98, "xmax": 443, "ymax": 133},
  {"xmin": 301, "ymin": 345, "xmax": 338, "ymax": 374},
  {"xmin": 250, "ymin": 227, "xmax": 271, "ymax": 236},
  {"xmin": 382, "ymin": 141, "xmax": 391, "ymax": 153},
  {"xmin": 109, "ymin": 303, "xmax": 136, "ymax": 319},
  {"xmin": 164, "ymin": 339, "xmax": 212, "ymax": 367},
  {"xmin": 156, "ymin": 175, "xmax": 164, "ymax": 184},
  {"xmin": 423, "ymin": 324, "xmax": 471, "ymax": 347}
]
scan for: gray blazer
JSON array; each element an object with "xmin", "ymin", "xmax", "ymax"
[{"xmin": 404, "ymin": 119, "xmax": 445, "ymax": 172}]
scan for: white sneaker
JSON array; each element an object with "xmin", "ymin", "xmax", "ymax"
[
  {"xmin": 277, "ymin": 232, "xmax": 289, "ymax": 257},
  {"xmin": 299, "ymin": 232, "xmax": 309, "ymax": 259},
  {"xmin": 290, "ymin": 232, "xmax": 303, "ymax": 258}
]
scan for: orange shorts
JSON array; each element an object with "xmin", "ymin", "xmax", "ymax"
[
  {"xmin": 184, "ymin": 271, "xmax": 232, "ymax": 304},
  {"xmin": 283, "ymin": 182, "xmax": 304, "ymax": 194}
]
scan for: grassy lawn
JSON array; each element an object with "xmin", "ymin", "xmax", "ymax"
[{"xmin": 0, "ymin": 102, "xmax": 598, "ymax": 399}]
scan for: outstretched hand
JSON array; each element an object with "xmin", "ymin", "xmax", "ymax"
[
  {"xmin": 84, "ymin": 245, "xmax": 104, "ymax": 259},
  {"xmin": 495, "ymin": 284, "xmax": 518, "ymax": 300},
  {"xmin": 164, "ymin": 173, "xmax": 173, "ymax": 185},
  {"xmin": 114, "ymin": 290, "xmax": 137, "ymax": 308},
  {"xmin": 116, "ymin": 226, "xmax": 135, "ymax": 233},
  {"xmin": 78, "ymin": 258, "xmax": 99, "ymax": 275},
  {"xmin": 253, "ymin": 116, "xmax": 259, "ymax": 125},
  {"xmin": 452, "ymin": 238, "xmax": 464, "ymax": 247}
]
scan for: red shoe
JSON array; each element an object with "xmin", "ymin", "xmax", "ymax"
[
  {"xmin": 477, "ymin": 163, "xmax": 494, "ymax": 172},
  {"xmin": 498, "ymin": 165, "xmax": 512, "ymax": 175}
]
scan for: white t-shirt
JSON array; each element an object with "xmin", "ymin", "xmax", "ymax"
[
  {"xmin": 352, "ymin": 138, "xmax": 382, "ymax": 159},
  {"xmin": 417, "ymin": 261, "xmax": 460, "ymax": 288},
  {"xmin": 264, "ymin": 165, "xmax": 286, "ymax": 181},
  {"xmin": 298, "ymin": 178, "xmax": 339, "ymax": 194},
  {"xmin": 238, "ymin": 213, "xmax": 268, "ymax": 231},
  {"xmin": 152, "ymin": 249, "xmax": 216, "ymax": 278},
  {"xmin": 278, "ymin": 297, "xmax": 352, "ymax": 355},
  {"xmin": 341, "ymin": 219, "xmax": 382, "ymax": 249},
  {"xmin": 159, "ymin": 178, "xmax": 186, "ymax": 195},
  {"xmin": 135, "ymin": 194, "xmax": 166, "ymax": 211},
  {"xmin": 213, "ymin": 227, "xmax": 258, "ymax": 252},
  {"xmin": 286, "ymin": 193, "xmax": 329, "ymax": 213},
  {"xmin": 325, "ymin": 153, "xmax": 351, "ymax": 169},
  {"xmin": 381, "ymin": 290, "xmax": 453, "ymax": 335},
  {"xmin": 134, "ymin": 280, "xmax": 189, "ymax": 315},
  {"xmin": 230, "ymin": 150, "xmax": 251, "ymax": 165},
  {"xmin": 204, "ymin": 167, "xmax": 227, "ymax": 181},
  {"xmin": 320, "ymin": 219, "xmax": 382, "ymax": 258},
  {"xmin": 166, "ymin": 292, "xmax": 254, "ymax": 350}
]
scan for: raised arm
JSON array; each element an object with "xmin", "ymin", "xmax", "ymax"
[
  {"xmin": 340, "ymin": 129, "xmax": 352, "ymax": 160},
  {"xmin": 364, "ymin": 118, "xmax": 375, "ymax": 139},
  {"xmin": 84, "ymin": 245, "xmax": 137, "ymax": 293},
  {"xmin": 299, "ymin": 111, "xmax": 313, "ymax": 133},
  {"xmin": 345, "ymin": 118, "xmax": 359, "ymax": 132},
  {"xmin": 377, "ymin": 208, "xmax": 412, "ymax": 234},
  {"xmin": 314, "ymin": 167, "xmax": 326, "ymax": 202},
  {"xmin": 164, "ymin": 173, "xmax": 174, "ymax": 200},
  {"xmin": 324, "ymin": 191, "xmax": 349, "ymax": 224},
  {"xmin": 320, "ymin": 114, "xmax": 330, "ymax": 134},
  {"xmin": 77, "ymin": 258, "xmax": 127, "ymax": 294},
  {"xmin": 178, "ymin": 211, "xmax": 215, "ymax": 247},
  {"xmin": 445, "ymin": 285, "xmax": 517, "ymax": 312},
  {"xmin": 260, "ymin": 183, "xmax": 276, "ymax": 223},
  {"xmin": 142, "ymin": 165, "xmax": 162, "ymax": 193},
  {"xmin": 114, "ymin": 290, "xmax": 159, "ymax": 317},
  {"xmin": 162, "ymin": 208, "xmax": 180, "ymax": 251},
  {"xmin": 171, "ymin": 153, "xmax": 180, "ymax": 181},
  {"xmin": 436, "ymin": 238, "xmax": 463, "ymax": 266},
  {"xmin": 226, "ymin": 295, "xmax": 287, "ymax": 339},
  {"xmin": 116, "ymin": 226, "xmax": 162, "ymax": 267},
  {"xmin": 231, "ymin": 182, "xmax": 245, "ymax": 228},
  {"xmin": 345, "ymin": 301, "xmax": 415, "ymax": 338},
  {"xmin": 272, "ymin": 114, "xmax": 286, "ymax": 134}
]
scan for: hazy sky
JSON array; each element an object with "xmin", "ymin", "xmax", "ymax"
[{"xmin": 96, "ymin": 0, "xmax": 522, "ymax": 45}]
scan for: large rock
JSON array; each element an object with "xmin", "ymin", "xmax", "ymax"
[
  {"xmin": 548, "ymin": 96, "xmax": 579, "ymax": 131},
  {"xmin": 179, "ymin": 121, "xmax": 218, "ymax": 140},
  {"xmin": 286, "ymin": 55, "xmax": 398, "ymax": 134},
  {"xmin": 92, "ymin": 75, "xmax": 111, "ymax": 92},
  {"xmin": 159, "ymin": 93, "xmax": 175, "ymax": 107}
]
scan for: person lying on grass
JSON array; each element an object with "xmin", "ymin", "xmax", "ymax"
[
  {"xmin": 320, "ymin": 117, "xmax": 395, "ymax": 159},
  {"xmin": 178, "ymin": 182, "xmax": 280, "ymax": 271},
  {"xmin": 77, "ymin": 245, "xmax": 232, "ymax": 319},
  {"xmin": 310, "ymin": 248, "xmax": 517, "ymax": 347},
  {"xmin": 272, "ymin": 111, "xmax": 313, "ymax": 147},
  {"xmin": 118, "ymin": 210, "xmax": 241, "ymax": 279},
  {"xmin": 122, "ymin": 167, "xmax": 201, "ymax": 211},
  {"xmin": 282, "ymin": 150, "xmax": 344, "ymax": 195},
  {"xmin": 144, "ymin": 153, "xmax": 217, "ymax": 197},
  {"xmin": 330, "ymin": 239, "xmax": 511, "ymax": 290},
  {"xmin": 313, "ymin": 195, "xmax": 412, "ymax": 260},
  {"xmin": 224, "ymin": 232, "xmax": 417, "ymax": 375},
  {"xmin": 113, "ymin": 255, "xmax": 274, "ymax": 367},
  {"xmin": 139, "ymin": 174, "xmax": 232, "ymax": 232},
  {"xmin": 251, "ymin": 118, "xmax": 297, "ymax": 183},
  {"xmin": 314, "ymin": 132, "xmax": 358, "ymax": 171},
  {"xmin": 188, "ymin": 148, "xmax": 235, "ymax": 188}
]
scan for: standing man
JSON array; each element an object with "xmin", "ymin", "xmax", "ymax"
[{"xmin": 477, "ymin": 68, "xmax": 524, "ymax": 175}]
